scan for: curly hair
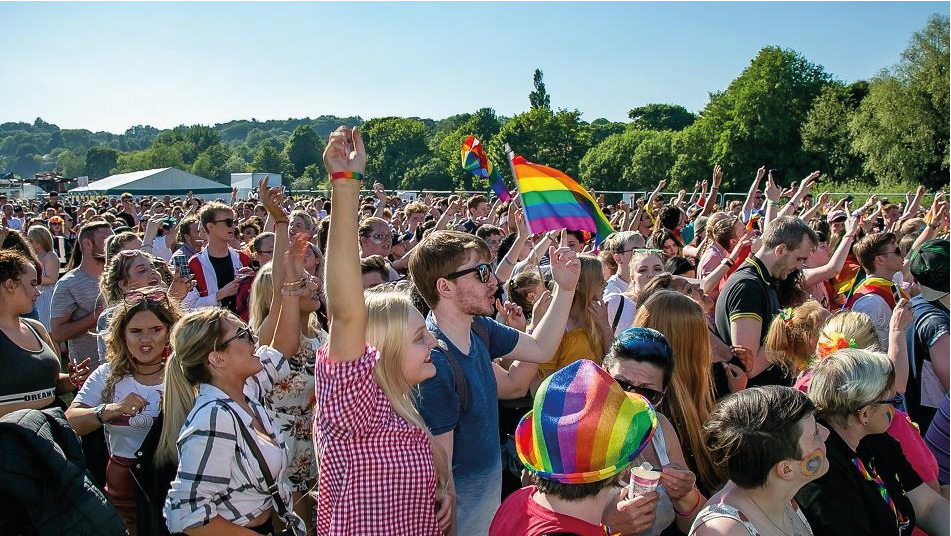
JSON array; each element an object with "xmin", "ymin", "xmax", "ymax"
[
  {"xmin": 0, "ymin": 249, "xmax": 30, "ymax": 284},
  {"xmin": 101, "ymin": 290, "xmax": 181, "ymax": 403},
  {"xmin": 100, "ymin": 250, "xmax": 156, "ymax": 305}
]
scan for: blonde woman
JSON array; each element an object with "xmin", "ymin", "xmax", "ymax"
[
  {"xmin": 764, "ymin": 300, "xmax": 831, "ymax": 378},
  {"xmin": 634, "ymin": 290, "xmax": 725, "ymax": 496},
  {"xmin": 160, "ymin": 195, "xmax": 307, "ymax": 535},
  {"xmin": 315, "ymin": 126, "xmax": 450, "ymax": 534},
  {"xmin": 606, "ymin": 249, "xmax": 664, "ymax": 336},
  {"xmin": 26, "ymin": 224, "xmax": 60, "ymax": 331}
]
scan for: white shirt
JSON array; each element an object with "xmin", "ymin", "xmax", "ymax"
[{"xmin": 75, "ymin": 363, "xmax": 163, "ymax": 458}]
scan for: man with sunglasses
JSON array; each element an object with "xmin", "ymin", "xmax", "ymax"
[
  {"xmin": 409, "ymin": 229, "xmax": 581, "ymax": 536},
  {"xmin": 847, "ymin": 232, "xmax": 908, "ymax": 351},
  {"xmin": 182, "ymin": 201, "xmax": 252, "ymax": 316}
]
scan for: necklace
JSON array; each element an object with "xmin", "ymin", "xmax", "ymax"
[{"xmin": 745, "ymin": 491, "xmax": 795, "ymax": 536}]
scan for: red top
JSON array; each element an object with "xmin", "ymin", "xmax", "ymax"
[
  {"xmin": 313, "ymin": 344, "xmax": 441, "ymax": 535},
  {"xmin": 490, "ymin": 486, "xmax": 607, "ymax": 536}
]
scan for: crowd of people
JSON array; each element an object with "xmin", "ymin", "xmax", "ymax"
[{"xmin": 0, "ymin": 124, "xmax": 948, "ymax": 536}]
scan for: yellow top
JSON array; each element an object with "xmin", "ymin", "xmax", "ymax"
[{"xmin": 538, "ymin": 327, "xmax": 602, "ymax": 377}]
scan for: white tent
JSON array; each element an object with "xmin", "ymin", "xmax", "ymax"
[{"xmin": 68, "ymin": 168, "xmax": 231, "ymax": 199}]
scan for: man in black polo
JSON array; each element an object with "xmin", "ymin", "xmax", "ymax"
[{"xmin": 715, "ymin": 216, "xmax": 818, "ymax": 387}]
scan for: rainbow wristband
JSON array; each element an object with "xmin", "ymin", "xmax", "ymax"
[{"xmin": 330, "ymin": 171, "xmax": 364, "ymax": 182}]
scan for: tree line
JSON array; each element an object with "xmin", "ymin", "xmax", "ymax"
[{"xmin": 1, "ymin": 15, "xmax": 946, "ymax": 194}]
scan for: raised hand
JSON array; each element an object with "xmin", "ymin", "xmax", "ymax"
[
  {"xmin": 322, "ymin": 126, "xmax": 367, "ymax": 176},
  {"xmin": 764, "ymin": 173, "xmax": 781, "ymax": 202},
  {"xmin": 712, "ymin": 164, "xmax": 723, "ymax": 187},
  {"xmin": 890, "ymin": 298, "xmax": 914, "ymax": 333},
  {"xmin": 168, "ymin": 264, "xmax": 194, "ymax": 301},
  {"xmin": 496, "ymin": 298, "xmax": 527, "ymax": 332},
  {"xmin": 549, "ymin": 230, "xmax": 581, "ymax": 291},
  {"xmin": 755, "ymin": 166, "xmax": 766, "ymax": 181}
]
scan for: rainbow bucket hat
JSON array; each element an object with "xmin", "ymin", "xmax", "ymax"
[{"xmin": 515, "ymin": 359, "xmax": 658, "ymax": 484}]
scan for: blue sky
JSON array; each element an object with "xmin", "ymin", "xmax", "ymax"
[{"xmin": 1, "ymin": 2, "xmax": 944, "ymax": 134}]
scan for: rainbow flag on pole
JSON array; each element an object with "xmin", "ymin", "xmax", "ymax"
[
  {"xmin": 461, "ymin": 135, "xmax": 510, "ymax": 202},
  {"xmin": 510, "ymin": 154, "xmax": 613, "ymax": 245}
]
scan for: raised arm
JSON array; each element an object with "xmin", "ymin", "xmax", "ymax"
[
  {"xmin": 324, "ymin": 127, "xmax": 369, "ymax": 363},
  {"xmin": 495, "ymin": 208, "xmax": 529, "ymax": 282},
  {"xmin": 268, "ymin": 235, "xmax": 305, "ymax": 358},
  {"xmin": 256, "ymin": 178, "xmax": 291, "ymax": 345},
  {"xmin": 742, "ymin": 166, "xmax": 766, "ymax": 216},
  {"xmin": 802, "ymin": 214, "xmax": 860, "ymax": 286},
  {"xmin": 647, "ymin": 179, "xmax": 667, "ymax": 209},
  {"xmin": 700, "ymin": 166, "xmax": 721, "ymax": 217},
  {"xmin": 778, "ymin": 171, "xmax": 820, "ymax": 218}
]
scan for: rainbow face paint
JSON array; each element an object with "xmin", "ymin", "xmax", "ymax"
[{"xmin": 800, "ymin": 448, "xmax": 825, "ymax": 477}]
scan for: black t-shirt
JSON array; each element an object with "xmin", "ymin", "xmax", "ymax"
[
  {"xmin": 714, "ymin": 254, "xmax": 788, "ymax": 387},
  {"xmin": 115, "ymin": 212, "xmax": 135, "ymax": 229},
  {"xmin": 42, "ymin": 201, "xmax": 63, "ymax": 211},
  {"xmin": 797, "ymin": 421, "xmax": 923, "ymax": 536},
  {"xmin": 208, "ymin": 254, "xmax": 237, "ymax": 312}
]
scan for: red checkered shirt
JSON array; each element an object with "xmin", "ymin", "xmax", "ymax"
[{"xmin": 313, "ymin": 344, "xmax": 442, "ymax": 535}]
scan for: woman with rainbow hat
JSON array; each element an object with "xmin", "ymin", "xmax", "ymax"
[{"xmin": 489, "ymin": 358, "xmax": 658, "ymax": 536}]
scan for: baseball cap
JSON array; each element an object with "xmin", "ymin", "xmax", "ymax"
[
  {"xmin": 910, "ymin": 239, "xmax": 949, "ymax": 302},
  {"xmin": 828, "ymin": 210, "xmax": 847, "ymax": 223}
]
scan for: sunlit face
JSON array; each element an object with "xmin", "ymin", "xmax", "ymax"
[
  {"xmin": 407, "ymin": 212, "xmax": 425, "ymax": 228},
  {"xmin": 794, "ymin": 414, "xmax": 830, "ymax": 481},
  {"xmin": 206, "ymin": 209, "xmax": 236, "ymax": 244},
  {"xmin": 120, "ymin": 256, "xmax": 162, "ymax": 292},
  {"xmin": 241, "ymin": 226, "xmax": 258, "ymax": 243},
  {"xmin": 876, "ymin": 240, "xmax": 904, "ymax": 274},
  {"xmin": 807, "ymin": 242, "xmax": 830, "ymax": 266},
  {"xmin": 631, "ymin": 254, "xmax": 664, "ymax": 290},
  {"xmin": 830, "ymin": 220, "xmax": 846, "ymax": 235},
  {"xmin": 290, "ymin": 216, "xmax": 310, "ymax": 237},
  {"xmin": 472, "ymin": 202, "xmax": 489, "ymax": 219},
  {"xmin": 401, "ymin": 308, "xmax": 438, "ymax": 386},
  {"xmin": 360, "ymin": 223, "xmax": 392, "ymax": 257},
  {"xmin": 215, "ymin": 318, "xmax": 261, "ymax": 380},
  {"xmin": 661, "ymin": 238, "xmax": 679, "ymax": 258},
  {"xmin": 775, "ymin": 239, "xmax": 815, "ymax": 280},
  {"xmin": 444, "ymin": 252, "xmax": 498, "ymax": 316},
  {"xmin": 565, "ymin": 235, "xmax": 583, "ymax": 253},
  {"xmin": 124, "ymin": 310, "xmax": 169, "ymax": 365},
  {"xmin": 6, "ymin": 263, "xmax": 40, "ymax": 314},
  {"xmin": 304, "ymin": 245, "xmax": 322, "ymax": 277},
  {"xmin": 484, "ymin": 233, "xmax": 503, "ymax": 258},
  {"xmin": 255, "ymin": 236, "xmax": 275, "ymax": 265}
]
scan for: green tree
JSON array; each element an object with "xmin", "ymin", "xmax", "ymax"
[
  {"xmin": 85, "ymin": 146, "xmax": 119, "ymax": 178},
  {"xmin": 191, "ymin": 144, "xmax": 232, "ymax": 181},
  {"xmin": 401, "ymin": 157, "xmax": 451, "ymax": 191},
  {"xmin": 249, "ymin": 145, "xmax": 293, "ymax": 177},
  {"xmin": 487, "ymin": 107, "xmax": 591, "ymax": 182},
  {"xmin": 589, "ymin": 118, "xmax": 626, "ymax": 145},
  {"xmin": 801, "ymin": 82, "xmax": 869, "ymax": 181},
  {"xmin": 627, "ymin": 104, "xmax": 697, "ymax": 131},
  {"xmin": 529, "ymin": 69, "xmax": 551, "ymax": 110},
  {"xmin": 630, "ymin": 131, "xmax": 677, "ymax": 188},
  {"xmin": 694, "ymin": 47, "xmax": 832, "ymax": 190},
  {"xmin": 361, "ymin": 117, "xmax": 432, "ymax": 188},
  {"xmin": 56, "ymin": 149, "xmax": 86, "ymax": 178},
  {"xmin": 850, "ymin": 15, "xmax": 949, "ymax": 188},
  {"xmin": 579, "ymin": 129, "xmax": 655, "ymax": 191},
  {"xmin": 283, "ymin": 125, "xmax": 324, "ymax": 177}
]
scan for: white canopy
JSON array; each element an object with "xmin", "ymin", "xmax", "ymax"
[{"xmin": 68, "ymin": 168, "xmax": 231, "ymax": 198}]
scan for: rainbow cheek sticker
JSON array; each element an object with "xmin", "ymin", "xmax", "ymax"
[{"xmin": 800, "ymin": 448, "xmax": 825, "ymax": 477}]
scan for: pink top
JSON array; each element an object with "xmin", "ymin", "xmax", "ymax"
[
  {"xmin": 795, "ymin": 369, "xmax": 939, "ymax": 485},
  {"xmin": 313, "ymin": 344, "xmax": 441, "ymax": 535}
]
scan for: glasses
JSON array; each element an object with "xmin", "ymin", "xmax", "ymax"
[
  {"xmin": 213, "ymin": 218, "xmax": 236, "ymax": 227},
  {"xmin": 124, "ymin": 288, "xmax": 168, "ymax": 307},
  {"xmin": 871, "ymin": 395, "xmax": 903, "ymax": 407},
  {"xmin": 445, "ymin": 263, "xmax": 494, "ymax": 284},
  {"xmin": 366, "ymin": 232, "xmax": 393, "ymax": 245},
  {"xmin": 217, "ymin": 326, "xmax": 257, "ymax": 349},
  {"xmin": 117, "ymin": 249, "xmax": 141, "ymax": 258},
  {"xmin": 613, "ymin": 377, "xmax": 666, "ymax": 406},
  {"xmin": 880, "ymin": 247, "xmax": 902, "ymax": 258}
]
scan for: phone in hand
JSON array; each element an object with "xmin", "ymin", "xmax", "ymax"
[
  {"xmin": 844, "ymin": 195, "xmax": 855, "ymax": 204},
  {"xmin": 170, "ymin": 255, "xmax": 192, "ymax": 278}
]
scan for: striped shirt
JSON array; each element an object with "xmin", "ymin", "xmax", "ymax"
[{"xmin": 164, "ymin": 345, "xmax": 305, "ymax": 534}]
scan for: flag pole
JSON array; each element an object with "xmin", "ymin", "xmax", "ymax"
[{"xmin": 505, "ymin": 144, "xmax": 533, "ymax": 235}]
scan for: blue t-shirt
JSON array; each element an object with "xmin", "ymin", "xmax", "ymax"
[{"xmin": 416, "ymin": 314, "xmax": 519, "ymax": 536}]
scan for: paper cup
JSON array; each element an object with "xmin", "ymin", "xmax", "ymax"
[{"xmin": 628, "ymin": 462, "xmax": 661, "ymax": 497}]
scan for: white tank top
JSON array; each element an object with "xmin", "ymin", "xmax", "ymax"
[{"xmin": 253, "ymin": 430, "xmax": 283, "ymax": 480}]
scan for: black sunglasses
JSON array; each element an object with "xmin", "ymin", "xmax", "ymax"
[
  {"xmin": 871, "ymin": 395, "xmax": 903, "ymax": 407},
  {"xmin": 613, "ymin": 377, "xmax": 666, "ymax": 406},
  {"xmin": 445, "ymin": 263, "xmax": 494, "ymax": 284},
  {"xmin": 218, "ymin": 326, "xmax": 256, "ymax": 349},
  {"xmin": 213, "ymin": 218, "xmax": 236, "ymax": 227}
]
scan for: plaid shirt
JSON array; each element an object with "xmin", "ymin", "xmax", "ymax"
[
  {"xmin": 164, "ymin": 345, "xmax": 306, "ymax": 534},
  {"xmin": 313, "ymin": 344, "xmax": 441, "ymax": 535}
]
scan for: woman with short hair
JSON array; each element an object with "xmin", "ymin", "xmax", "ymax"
[
  {"xmin": 690, "ymin": 385, "xmax": 824, "ymax": 535},
  {"xmin": 796, "ymin": 349, "xmax": 949, "ymax": 536}
]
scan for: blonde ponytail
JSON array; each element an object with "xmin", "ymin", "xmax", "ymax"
[{"xmin": 156, "ymin": 308, "xmax": 232, "ymax": 466}]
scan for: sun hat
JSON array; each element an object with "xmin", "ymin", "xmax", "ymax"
[
  {"xmin": 828, "ymin": 210, "xmax": 847, "ymax": 223},
  {"xmin": 515, "ymin": 359, "xmax": 657, "ymax": 484},
  {"xmin": 910, "ymin": 239, "xmax": 949, "ymax": 302}
]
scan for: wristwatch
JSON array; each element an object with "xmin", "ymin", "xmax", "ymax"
[{"xmin": 95, "ymin": 404, "xmax": 108, "ymax": 424}]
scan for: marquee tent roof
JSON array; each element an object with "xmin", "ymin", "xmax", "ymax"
[{"xmin": 68, "ymin": 168, "xmax": 231, "ymax": 196}]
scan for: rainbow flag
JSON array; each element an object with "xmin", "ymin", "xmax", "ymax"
[
  {"xmin": 510, "ymin": 154, "xmax": 613, "ymax": 245},
  {"xmin": 745, "ymin": 209, "xmax": 764, "ymax": 233},
  {"xmin": 461, "ymin": 135, "xmax": 510, "ymax": 202}
]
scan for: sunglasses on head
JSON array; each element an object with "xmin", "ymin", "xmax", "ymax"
[
  {"xmin": 124, "ymin": 287, "xmax": 167, "ymax": 307},
  {"xmin": 445, "ymin": 263, "xmax": 494, "ymax": 284},
  {"xmin": 870, "ymin": 394, "xmax": 903, "ymax": 407},
  {"xmin": 613, "ymin": 376, "xmax": 666, "ymax": 406},
  {"xmin": 213, "ymin": 218, "xmax": 236, "ymax": 227},
  {"xmin": 217, "ymin": 326, "xmax": 256, "ymax": 349}
]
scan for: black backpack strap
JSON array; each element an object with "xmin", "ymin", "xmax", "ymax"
[
  {"xmin": 611, "ymin": 297, "xmax": 626, "ymax": 332},
  {"xmin": 434, "ymin": 343, "xmax": 469, "ymax": 414}
]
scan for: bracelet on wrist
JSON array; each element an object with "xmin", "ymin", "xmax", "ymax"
[
  {"xmin": 95, "ymin": 404, "xmax": 108, "ymax": 424},
  {"xmin": 330, "ymin": 171, "xmax": 364, "ymax": 182},
  {"xmin": 721, "ymin": 258, "xmax": 735, "ymax": 267},
  {"xmin": 281, "ymin": 277, "xmax": 307, "ymax": 289},
  {"xmin": 674, "ymin": 488, "xmax": 703, "ymax": 516}
]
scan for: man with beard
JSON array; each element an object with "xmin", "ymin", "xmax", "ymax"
[
  {"xmin": 408, "ymin": 229, "xmax": 580, "ymax": 536},
  {"xmin": 51, "ymin": 221, "xmax": 114, "ymax": 369},
  {"xmin": 715, "ymin": 216, "xmax": 818, "ymax": 387}
]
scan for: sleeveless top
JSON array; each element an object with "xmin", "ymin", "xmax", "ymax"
[
  {"xmin": 636, "ymin": 422, "xmax": 675, "ymax": 536},
  {"xmin": 689, "ymin": 500, "xmax": 813, "ymax": 536},
  {"xmin": 0, "ymin": 321, "xmax": 60, "ymax": 409}
]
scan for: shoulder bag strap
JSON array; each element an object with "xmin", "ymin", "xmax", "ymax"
[
  {"xmin": 611, "ymin": 297, "xmax": 626, "ymax": 332},
  {"xmin": 218, "ymin": 402, "xmax": 298, "ymax": 535}
]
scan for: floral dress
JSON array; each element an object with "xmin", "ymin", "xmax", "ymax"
[{"xmin": 264, "ymin": 332, "xmax": 326, "ymax": 492}]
